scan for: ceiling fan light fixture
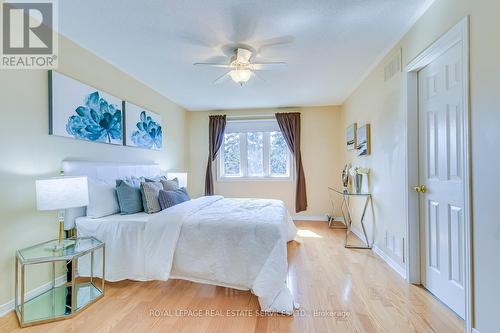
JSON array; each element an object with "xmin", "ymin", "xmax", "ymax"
[{"xmin": 229, "ymin": 69, "xmax": 252, "ymax": 85}]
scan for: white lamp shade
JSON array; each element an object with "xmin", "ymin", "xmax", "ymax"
[
  {"xmin": 36, "ymin": 176, "xmax": 89, "ymax": 211},
  {"xmin": 167, "ymin": 172, "xmax": 188, "ymax": 188}
]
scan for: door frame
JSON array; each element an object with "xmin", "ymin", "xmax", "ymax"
[{"xmin": 403, "ymin": 16, "xmax": 472, "ymax": 332}]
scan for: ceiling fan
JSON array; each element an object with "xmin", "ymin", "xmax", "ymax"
[{"xmin": 194, "ymin": 47, "xmax": 287, "ymax": 86}]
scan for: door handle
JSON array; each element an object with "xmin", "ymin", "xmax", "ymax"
[{"xmin": 413, "ymin": 185, "xmax": 426, "ymax": 193}]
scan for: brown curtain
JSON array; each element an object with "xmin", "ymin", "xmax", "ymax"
[
  {"xmin": 205, "ymin": 115, "xmax": 227, "ymax": 196},
  {"xmin": 275, "ymin": 112, "xmax": 307, "ymax": 212}
]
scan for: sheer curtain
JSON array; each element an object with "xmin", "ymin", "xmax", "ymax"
[{"xmin": 275, "ymin": 112, "xmax": 307, "ymax": 212}]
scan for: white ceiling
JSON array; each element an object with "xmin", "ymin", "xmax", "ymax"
[{"xmin": 59, "ymin": 0, "xmax": 434, "ymax": 111}]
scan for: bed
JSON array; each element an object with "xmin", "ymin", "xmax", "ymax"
[{"xmin": 63, "ymin": 161, "xmax": 298, "ymax": 314}]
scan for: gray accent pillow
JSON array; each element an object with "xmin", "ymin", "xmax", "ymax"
[
  {"xmin": 159, "ymin": 188, "xmax": 190, "ymax": 210},
  {"xmin": 144, "ymin": 175, "xmax": 168, "ymax": 182},
  {"xmin": 116, "ymin": 179, "xmax": 143, "ymax": 214},
  {"xmin": 161, "ymin": 178, "xmax": 179, "ymax": 191},
  {"xmin": 140, "ymin": 181, "xmax": 163, "ymax": 214}
]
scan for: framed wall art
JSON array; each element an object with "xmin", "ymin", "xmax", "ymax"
[
  {"xmin": 356, "ymin": 124, "xmax": 371, "ymax": 156},
  {"xmin": 49, "ymin": 71, "xmax": 123, "ymax": 145},
  {"xmin": 346, "ymin": 123, "xmax": 357, "ymax": 151},
  {"xmin": 124, "ymin": 102, "xmax": 163, "ymax": 150}
]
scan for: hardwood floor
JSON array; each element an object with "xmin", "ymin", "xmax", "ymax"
[{"xmin": 0, "ymin": 221, "xmax": 463, "ymax": 333}]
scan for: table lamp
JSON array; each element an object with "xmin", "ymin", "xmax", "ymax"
[{"xmin": 36, "ymin": 176, "xmax": 89, "ymax": 250}]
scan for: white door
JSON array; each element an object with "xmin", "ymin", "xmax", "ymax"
[{"xmin": 418, "ymin": 41, "xmax": 465, "ymax": 318}]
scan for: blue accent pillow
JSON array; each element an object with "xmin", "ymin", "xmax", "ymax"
[
  {"xmin": 158, "ymin": 188, "xmax": 190, "ymax": 210},
  {"xmin": 116, "ymin": 179, "xmax": 143, "ymax": 214}
]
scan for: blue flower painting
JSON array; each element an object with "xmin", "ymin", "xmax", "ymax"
[
  {"xmin": 49, "ymin": 71, "xmax": 124, "ymax": 145},
  {"xmin": 65, "ymin": 91, "xmax": 122, "ymax": 144},
  {"xmin": 131, "ymin": 111, "xmax": 163, "ymax": 149},
  {"xmin": 125, "ymin": 102, "xmax": 163, "ymax": 150}
]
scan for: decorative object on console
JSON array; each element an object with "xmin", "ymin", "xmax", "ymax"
[
  {"xmin": 124, "ymin": 102, "xmax": 163, "ymax": 150},
  {"xmin": 342, "ymin": 164, "xmax": 351, "ymax": 188},
  {"xmin": 356, "ymin": 124, "xmax": 371, "ymax": 156},
  {"xmin": 36, "ymin": 176, "xmax": 89, "ymax": 250},
  {"xmin": 348, "ymin": 167, "xmax": 370, "ymax": 193},
  {"xmin": 350, "ymin": 169, "xmax": 363, "ymax": 193},
  {"xmin": 357, "ymin": 167, "xmax": 370, "ymax": 193},
  {"xmin": 346, "ymin": 123, "xmax": 357, "ymax": 151},
  {"xmin": 49, "ymin": 71, "xmax": 123, "ymax": 145}
]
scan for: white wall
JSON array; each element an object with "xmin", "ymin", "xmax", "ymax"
[
  {"xmin": 0, "ymin": 35, "xmax": 189, "ymax": 306},
  {"xmin": 340, "ymin": 0, "xmax": 500, "ymax": 331},
  {"xmin": 188, "ymin": 106, "xmax": 344, "ymax": 217},
  {"xmin": 340, "ymin": 54, "xmax": 406, "ymax": 268}
]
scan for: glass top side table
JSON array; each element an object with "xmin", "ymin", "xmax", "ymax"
[
  {"xmin": 15, "ymin": 237, "xmax": 105, "ymax": 327},
  {"xmin": 328, "ymin": 187, "xmax": 373, "ymax": 249}
]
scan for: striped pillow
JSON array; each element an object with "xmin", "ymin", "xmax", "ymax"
[
  {"xmin": 140, "ymin": 181, "xmax": 163, "ymax": 214},
  {"xmin": 158, "ymin": 188, "xmax": 190, "ymax": 210}
]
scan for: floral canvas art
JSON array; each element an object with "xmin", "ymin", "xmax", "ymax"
[
  {"xmin": 49, "ymin": 71, "xmax": 123, "ymax": 145},
  {"xmin": 124, "ymin": 102, "xmax": 162, "ymax": 150}
]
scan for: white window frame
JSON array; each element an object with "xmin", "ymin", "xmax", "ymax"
[{"xmin": 217, "ymin": 119, "xmax": 294, "ymax": 182}]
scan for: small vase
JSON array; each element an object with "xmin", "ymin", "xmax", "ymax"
[{"xmin": 354, "ymin": 174, "xmax": 363, "ymax": 193}]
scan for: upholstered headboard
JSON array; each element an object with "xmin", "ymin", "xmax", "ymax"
[{"xmin": 62, "ymin": 160, "xmax": 161, "ymax": 230}]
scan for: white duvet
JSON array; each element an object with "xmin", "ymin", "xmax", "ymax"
[{"xmin": 77, "ymin": 196, "xmax": 297, "ymax": 313}]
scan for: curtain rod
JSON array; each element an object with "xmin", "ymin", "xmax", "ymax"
[{"xmin": 226, "ymin": 114, "xmax": 275, "ymax": 120}]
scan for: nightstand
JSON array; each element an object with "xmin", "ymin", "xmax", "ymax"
[{"xmin": 15, "ymin": 237, "xmax": 105, "ymax": 327}]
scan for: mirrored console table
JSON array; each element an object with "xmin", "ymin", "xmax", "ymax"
[
  {"xmin": 328, "ymin": 187, "xmax": 373, "ymax": 249},
  {"xmin": 15, "ymin": 237, "xmax": 105, "ymax": 327}
]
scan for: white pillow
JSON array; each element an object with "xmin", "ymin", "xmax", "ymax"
[{"xmin": 86, "ymin": 179, "xmax": 120, "ymax": 218}]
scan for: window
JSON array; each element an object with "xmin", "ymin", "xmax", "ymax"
[{"xmin": 218, "ymin": 119, "xmax": 292, "ymax": 180}]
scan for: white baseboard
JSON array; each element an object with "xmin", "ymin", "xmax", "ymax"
[
  {"xmin": 0, "ymin": 274, "xmax": 67, "ymax": 317},
  {"xmin": 372, "ymin": 245, "xmax": 407, "ymax": 279},
  {"xmin": 472, "ymin": 328, "xmax": 480, "ymax": 333},
  {"xmin": 349, "ymin": 226, "xmax": 406, "ymax": 279},
  {"xmin": 291, "ymin": 214, "xmax": 329, "ymax": 221}
]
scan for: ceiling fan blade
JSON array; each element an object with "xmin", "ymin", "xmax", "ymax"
[
  {"xmin": 194, "ymin": 63, "xmax": 233, "ymax": 68},
  {"xmin": 236, "ymin": 48, "xmax": 252, "ymax": 64},
  {"xmin": 256, "ymin": 35, "xmax": 294, "ymax": 53},
  {"xmin": 252, "ymin": 71, "xmax": 265, "ymax": 82},
  {"xmin": 213, "ymin": 71, "xmax": 231, "ymax": 84},
  {"xmin": 249, "ymin": 62, "xmax": 287, "ymax": 70}
]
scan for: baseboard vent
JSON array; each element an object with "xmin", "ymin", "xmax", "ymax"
[{"xmin": 350, "ymin": 227, "xmax": 406, "ymax": 279}]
